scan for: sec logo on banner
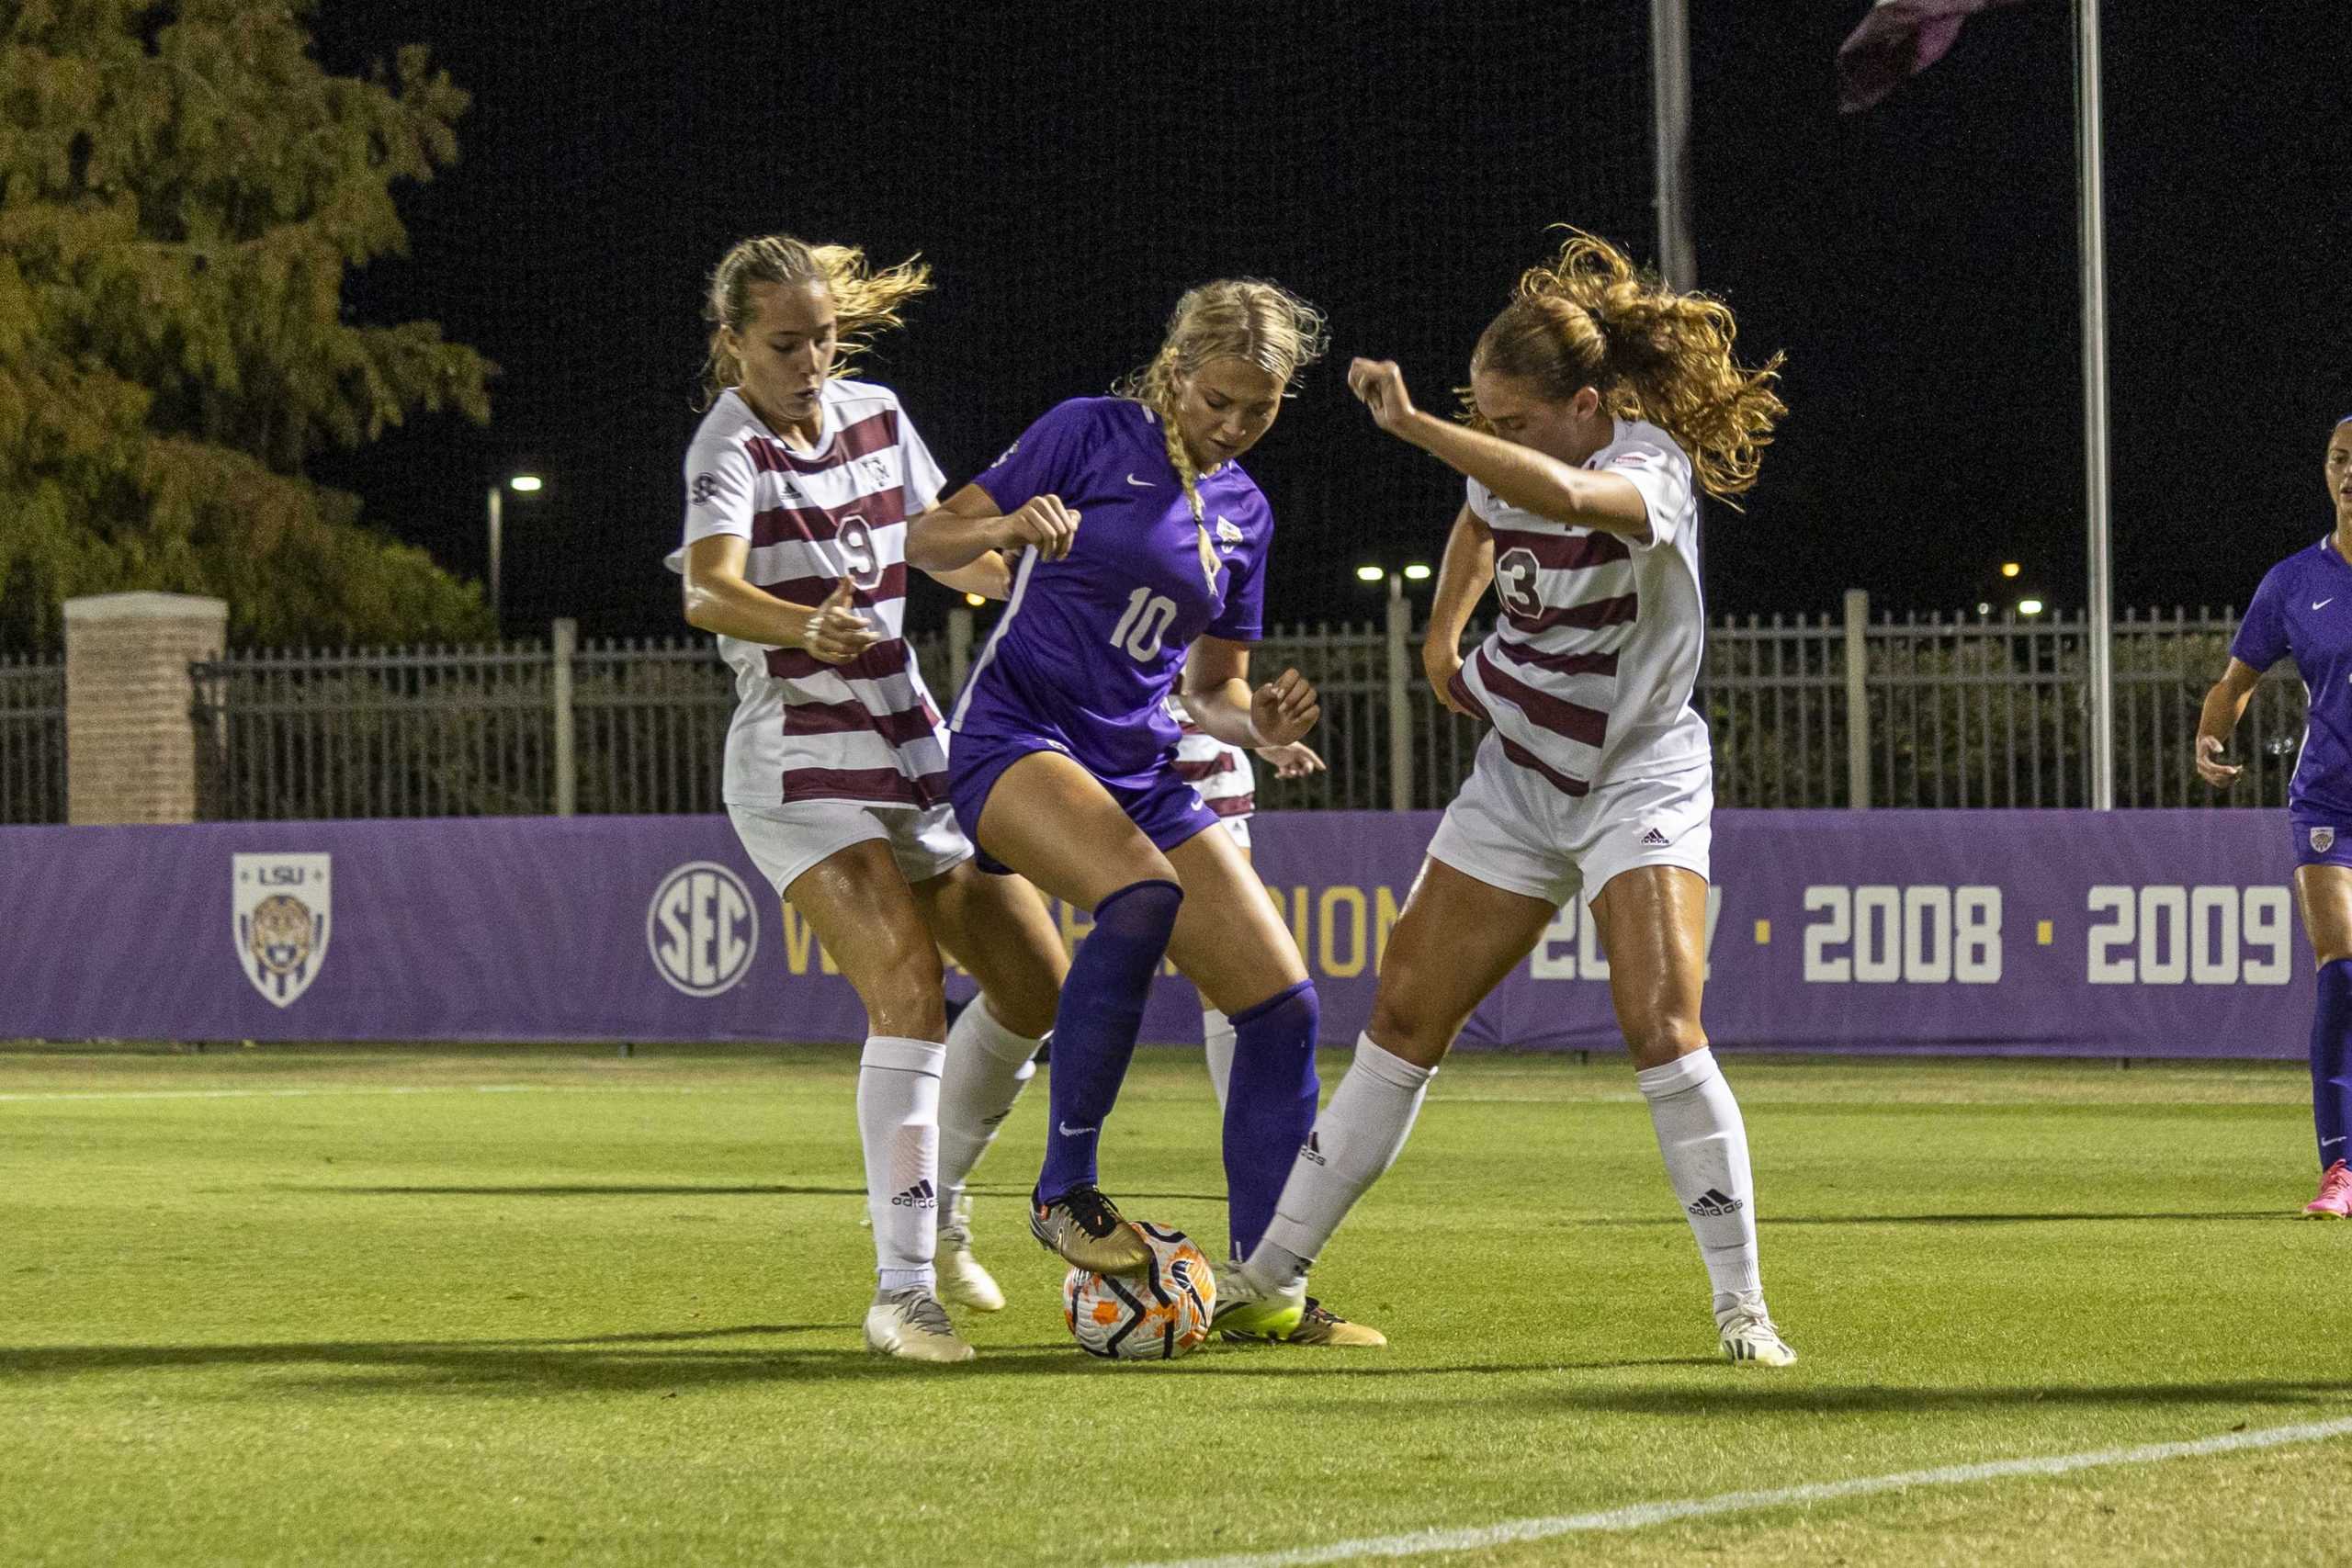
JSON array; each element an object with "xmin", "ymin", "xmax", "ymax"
[
  {"xmin": 232, "ymin": 853, "xmax": 332, "ymax": 1008},
  {"xmin": 647, "ymin": 861, "xmax": 759, "ymax": 998}
]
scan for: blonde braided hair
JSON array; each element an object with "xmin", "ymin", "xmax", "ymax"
[
  {"xmin": 1113, "ymin": 279, "xmax": 1329, "ymax": 583},
  {"xmin": 1460, "ymin": 229, "xmax": 1785, "ymax": 501},
  {"xmin": 697, "ymin": 233, "xmax": 932, "ymax": 410}
]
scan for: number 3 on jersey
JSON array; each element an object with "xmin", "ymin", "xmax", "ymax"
[
  {"xmin": 838, "ymin": 516, "xmax": 885, "ymax": 592},
  {"xmin": 1110, "ymin": 587, "xmax": 1178, "ymax": 661},
  {"xmin": 1495, "ymin": 547, "xmax": 1543, "ymax": 619}
]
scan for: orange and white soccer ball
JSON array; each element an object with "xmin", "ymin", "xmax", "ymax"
[{"xmin": 1062, "ymin": 1224, "xmax": 1216, "ymax": 1359}]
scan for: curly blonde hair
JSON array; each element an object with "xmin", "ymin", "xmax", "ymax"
[
  {"xmin": 1463, "ymin": 230, "xmax": 1785, "ymax": 501},
  {"xmin": 697, "ymin": 233, "xmax": 932, "ymax": 409},
  {"xmin": 1113, "ymin": 278, "xmax": 1329, "ymax": 518}
]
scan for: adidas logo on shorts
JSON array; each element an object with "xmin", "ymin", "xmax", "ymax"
[
  {"xmin": 1639, "ymin": 827, "xmax": 1671, "ymax": 847},
  {"xmin": 891, "ymin": 1179, "xmax": 937, "ymax": 1211},
  {"xmin": 1686, "ymin": 1187, "xmax": 1744, "ymax": 1217}
]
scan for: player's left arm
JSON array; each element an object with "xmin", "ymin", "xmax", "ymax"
[
  {"xmin": 1346, "ymin": 357, "xmax": 1651, "ymax": 540},
  {"xmin": 1182, "ymin": 637, "xmax": 1319, "ymax": 749}
]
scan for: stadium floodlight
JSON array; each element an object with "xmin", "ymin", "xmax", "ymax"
[
  {"xmin": 1354, "ymin": 565, "xmax": 1385, "ymax": 583},
  {"xmin": 485, "ymin": 472, "xmax": 548, "ymax": 627},
  {"xmin": 2000, "ymin": 561, "xmax": 2021, "ymax": 579},
  {"xmin": 1403, "ymin": 563, "xmax": 1431, "ymax": 581},
  {"xmin": 2018, "ymin": 598, "xmax": 2045, "ymax": 616}
]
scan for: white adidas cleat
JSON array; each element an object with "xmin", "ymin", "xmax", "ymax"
[
  {"xmin": 864, "ymin": 1288, "xmax": 975, "ymax": 1364},
  {"xmin": 1714, "ymin": 1290, "xmax": 1797, "ymax": 1368},
  {"xmin": 934, "ymin": 1196, "xmax": 1006, "ymax": 1314}
]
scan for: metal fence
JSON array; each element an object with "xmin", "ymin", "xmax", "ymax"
[
  {"xmin": 0, "ymin": 655, "xmax": 67, "ymax": 825},
  {"xmin": 0, "ymin": 597, "xmax": 2299, "ymax": 824}
]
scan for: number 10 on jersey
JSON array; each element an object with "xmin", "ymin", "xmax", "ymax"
[{"xmin": 1111, "ymin": 588, "xmax": 1178, "ymax": 661}]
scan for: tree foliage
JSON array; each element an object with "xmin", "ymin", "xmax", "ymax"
[{"xmin": 0, "ymin": 0, "xmax": 493, "ymax": 649}]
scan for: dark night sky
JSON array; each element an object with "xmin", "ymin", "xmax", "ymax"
[{"xmin": 302, "ymin": 3, "xmax": 2352, "ymax": 642}]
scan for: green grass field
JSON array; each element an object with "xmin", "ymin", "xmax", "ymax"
[{"xmin": 3, "ymin": 1044, "xmax": 2345, "ymax": 1567}]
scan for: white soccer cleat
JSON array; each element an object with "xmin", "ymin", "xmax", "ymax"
[
  {"xmin": 864, "ymin": 1288, "xmax": 976, "ymax": 1364},
  {"xmin": 934, "ymin": 1196, "xmax": 1006, "ymax": 1314},
  {"xmin": 1714, "ymin": 1290, "xmax": 1797, "ymax": 1368}
]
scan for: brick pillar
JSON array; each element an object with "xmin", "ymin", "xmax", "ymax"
[{"xmin": 63, "ymin": 592, "xmax": 229, "ymax": 825}]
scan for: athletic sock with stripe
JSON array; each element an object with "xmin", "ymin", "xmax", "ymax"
[
  {"xmin": 859, "ymin": 1034, "xmax": 945, "ymax": 1293},
  {"xmin": 1636, "ymin": 1046, "xmax": 1763, "ymax": 1299}
]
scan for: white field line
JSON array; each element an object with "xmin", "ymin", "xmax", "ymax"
[
  {"xmin": 1124, "ymin": 1415, "xmax": 2352, "ymax": 1568},
  {"xmin": 0, "ymin": 1084, "xmax": 718, "ymax": 1103}
]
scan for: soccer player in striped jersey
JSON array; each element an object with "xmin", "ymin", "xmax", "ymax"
[
  {"xmin": 910, "ymin": 280, "xmax": 1377, "ymax": 1345},
  {"xmin": 671, "ymin": 234, "xmax": 1069, "ymax": 1363},
  {"xmin": 2196, "ymin": 414, "xmax": 2352, "ymax": 1218},
  {"xmin": 1218, "ymin": 231, "xmax": 1802, "ymax": 1365}
]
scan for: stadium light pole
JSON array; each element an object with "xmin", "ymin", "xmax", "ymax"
[
  {"xmin": 1649, "ymin": 0, "xmax": 1695, "ymax": 291},
  {"xmin": 2077, "ymin": 0, "xmax": 2115, "ymax": 809},
  {"xmin": 486, "ymin": 473, "xmax": 544, "ymax": 629}
]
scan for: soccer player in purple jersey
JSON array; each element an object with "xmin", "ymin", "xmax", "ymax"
[
  {"xmin": 2198, "ymin": 414, "xmax": 2352, "ymax": 1218},
  {"xmin": 909, "ymin": 281, "xmax": 1378, "ymax": 1345}
]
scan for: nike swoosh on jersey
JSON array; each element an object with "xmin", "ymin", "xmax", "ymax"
[{"xmin": 1126, "ymin": 474, "xmax": 1155, "ymax": 488}]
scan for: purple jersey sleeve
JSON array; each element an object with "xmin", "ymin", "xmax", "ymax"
[
  {"xmin": 2232, "ymin": 564, "xmax": 2290, "ymax": 671},
  {"xmin": 1203, "ymin": 497, "xmax": 1269, "ymax": 643},
  {"xmin": 971, "ymin": 399, "xmax": 1107, "ymax": 514}
]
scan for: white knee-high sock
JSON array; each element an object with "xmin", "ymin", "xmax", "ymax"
[
  {"xmin": 934, "ymin": 1000, "xmax": 1042, "ymax": 1219},
  {"xmin": 1203, "ymin": 1006, "xmax": 1234, "ymax": 1111},
  {"xmin": 1635, "ymin": 1046, "xmax": 1762, "ymax": 1301},
  {"xmin": 858, "ymin": 1035, "xmax": 945, "ymax": 1292},
  {"xmin": 1248, "ymin": 1032, "xmax": 1434, "ymax": 1289}
]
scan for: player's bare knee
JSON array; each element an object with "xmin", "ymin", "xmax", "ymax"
[
  {"xmin": 1625, "ymin": 1017, "xmax": 1708, "ymax": 1071},
  {"xmin": 851, "ymin": 947, "xmax": 947, "ymax": 1041},
  {"xmin": 1366, "ymin": 990, "xmax": 1453, "ymax": 1068}
]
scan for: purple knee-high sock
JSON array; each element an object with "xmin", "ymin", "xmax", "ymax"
[
  {"xmin": 1221, "ymin": 979, "xmax": 1321, "ymax": 1260},
  {"xmin": 2312, "ymin": 959, "xmax": 2352, "ymax": 1171},
  {"xmin": 1034, "ymin": 879, "xmax": 1183, "ymax": 1205}
]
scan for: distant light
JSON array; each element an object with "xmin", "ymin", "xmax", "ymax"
[
  {"xmin": 1355, "ymin": 565, "xmax": 1385, "ymax": 583},
  {"xmin": 1402, "ymin": 563, "xmax": 1432, "ymax": 581},
  {"xmin": 508, "ymin": 474, "xmax": 544, "ymax": 493},
  {"xmin": 2018, "ymin": 598, "xmax": 2044, "ymax": 616},
  {"xmin": 1999, "ymin": 561, "xmax": 2020, "ymax": 579},
  {"xmin": 1977, "ymin": 602, "xmax": 1992, "ymax": 615},
  {"xmin": 963, "ymin": 592, "xmax": 985, "ymax": 607}
]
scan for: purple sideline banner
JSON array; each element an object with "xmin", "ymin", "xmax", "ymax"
[{"xmin": 0, "ymin": 811, "xmax": 2313, "ymax": 1057}]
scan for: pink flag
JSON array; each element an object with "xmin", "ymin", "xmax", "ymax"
[{"xmin": 1837, "ymin": 0, "xmax": 2036, "ymax": 112}]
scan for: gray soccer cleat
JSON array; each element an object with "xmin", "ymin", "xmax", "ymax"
[{"xmin": 864, "ymin": 1288, "xmax": 975, "ymax": 1364}]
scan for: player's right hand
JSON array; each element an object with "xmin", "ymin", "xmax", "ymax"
[
  {"xmin": 1425, "ymin": 642, "xmax": 1472, "ymax": 717},
  {"xmin": 802, "ymin": 580, "xmax": 881, "ymax": 665},
  {"xmin": 995, "ymin": 495, "xmax": 1080, "ymax": 561},
  {"xmin": 2194, "ymin": 734, "xmax": 2242, "ymax": 788}
]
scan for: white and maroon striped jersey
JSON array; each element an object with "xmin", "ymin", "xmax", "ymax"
[
  {"xmin": 1163, "ymin": 693, "xmax": 1255, "ymax": 819},
  {"xmin": 1449, "ymin": 417, "xmax": 1708, "ymax": 796},
  {"xmin": 668, "ymin": 380, "xmax": 950, "ymax": 810}
]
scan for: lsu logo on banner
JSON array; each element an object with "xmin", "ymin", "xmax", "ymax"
[
  {"xmin": 232, "ymin": 853, "xmax": 332, "ymax": 1008},
  {"xmin": 647, "ymin": 861, "xmax": 759, "ymax": 998}
]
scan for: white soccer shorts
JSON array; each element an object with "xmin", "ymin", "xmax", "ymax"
[
  {"xmin": 1426, "ymin": 734, "xmax": 1712, "ymax": 908},
  {"xmin": 726, "ymin": 798, "xmax": 974, "ymax": 898}
]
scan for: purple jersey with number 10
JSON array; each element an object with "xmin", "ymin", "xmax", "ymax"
[
  {"xmin": 2233, "ymin": 536, "xmax": 2352, "ymax": 824},
  {"xmin": 949, "ymin": 397, "xmax": 1272, "ymax": 786}
]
